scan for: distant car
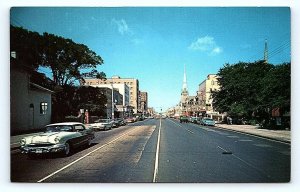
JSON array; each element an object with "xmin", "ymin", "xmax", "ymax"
[
  {"xmin": 189, "ymin": 116, "xmax": 200, "ymax": 124},
  {"xmin": 115, "ymin": 118, "xmax": 126, "ymax": 126},
  {"xmin": 20, "ymin": 122, "xmax": 95, "ymax": 157},
  {"xmin": 180, "ymin": 116, "xmax": 188, "ymax": 123},
  {"xmin": 200, "ymin": 118, "xmax": 215, "ymax": 126},
  {"xmin": 91, "ymin": 119, "xmax": 113, "ymax": 131},
  {"xmin": 126, "ymin": 117, "xmax": 136, "ymax": 123}
]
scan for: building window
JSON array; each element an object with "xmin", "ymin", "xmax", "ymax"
[
  {"xmin": 211, "ymin": 80, "xmax": 214, "ymax": 85},
  {"xmin": 40, "ymin": 102, "xmax": 48, "ymax": 114}
]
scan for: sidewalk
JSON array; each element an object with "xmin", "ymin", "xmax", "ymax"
[{"xmin": 215, "ymin": 124, "xmax": 291, "ymax": 143}]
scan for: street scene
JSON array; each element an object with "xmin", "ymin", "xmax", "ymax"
[
  {"xmin": 11, "ymin": 118, "xmax": 290, "ymax": 183},
  {"xmin": 10, "ymin": 7, "xmax": 290, "ymax": 183}
]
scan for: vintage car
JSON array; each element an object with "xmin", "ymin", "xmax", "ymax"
[
  {"xmin": 20, "ymin": 122, "xmax": 95, "ymax": 157},
  {"xmin": 90, "ymin": 119, "xmax": 113, "ymax": 131},
  {"xmin": 126, "ymin": 117, "xmax": 136, "ymax": 123},
  {"xmin": 179, "ymin": 116, "xmax": 189, "ymax": 123},
  {"xmin": 200, "ymin": 118, "xmax": 216, "ymax": 126}
]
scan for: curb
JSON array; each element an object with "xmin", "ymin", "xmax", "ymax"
[{"xmin": 214, "ymin": 125, "xmax": 291, "ymax": 145}]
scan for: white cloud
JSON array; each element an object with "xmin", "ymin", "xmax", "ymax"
[
  {"xmin": 189, "ymin": 36, "xmax": 223, "ymax": 55},
  {"xmin": 112, "ymin": 18, "xmax": 132, "ymax": 35},
  {"xmin": 132, "ymin": 38, "xmax": 143, "ymax": 45},
  {"xmin": 211, "ymin": 47, "xmax": 223, "ymax": 54}
]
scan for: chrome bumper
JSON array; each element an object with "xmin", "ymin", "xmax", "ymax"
[{"xmin": 20, "ymin": 143, "xmax": 66, "ymax": 154}]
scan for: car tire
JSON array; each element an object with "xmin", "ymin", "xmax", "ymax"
[
  {"xmin": 87, "ymin": 137, "xmax": 92, "ymax": 146},
  {"xmin": 63, "ymin": 142, "xmax": 72, "ymax": 157}
]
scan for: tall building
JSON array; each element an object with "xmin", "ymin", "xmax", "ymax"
[
  {"xmin": 83, "ymin": 76, "xmax": 139, "ymax": 113},
  {"xmin": 97, "ymin": 87, "xmax": 123, "ymax": 118},
  {"xmin": 86, "ymin": 83, "xmax": 130, "ymax": 107},
  {"xmin": 197, "ymin": 74, "xmax": 224, "ymax": 121},
  {"xmin": 139, "ymin": 91, "xmax": 148, "ymax": 114}
]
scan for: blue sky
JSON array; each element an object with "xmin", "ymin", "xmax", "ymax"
[{"xmin": 10, "ymin": 7, "xmax": 290, "ymax": 112}]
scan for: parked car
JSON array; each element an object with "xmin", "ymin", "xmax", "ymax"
[
  {"xmin": 116, "ymin": 118, "xmax": 126, "ymax": 126},
  {"xmin": 180, "ymin": 116, "xmax": 188, "ymax": 123},
  {"xmin": 20, "ymin": 122, "xmax": 95, "ymax": 157},
  {"xmin": 189, "ymin": 116, "xmax": 200, "ymax": 124},
  {"xmin": 90, "ymin": 119, "xmax": 113, "ymax": 131},
  {"xmin": 200, "ymin": 118, "xmax": 215, "ymax": 126},
  {"xmin": 126, "ymin": 117, "xmax": 136, "ymax": 123}
]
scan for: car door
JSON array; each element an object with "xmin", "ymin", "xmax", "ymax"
[{"xmin": 73, "ymin": 124, "xmax": 89, "ymax": 147}]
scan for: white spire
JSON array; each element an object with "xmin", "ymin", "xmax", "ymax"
[{"xmin": 182, "ymin": 64, "xmax": 188, "ymax": 92}]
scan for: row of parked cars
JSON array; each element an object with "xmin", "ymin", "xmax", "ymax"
[
  {"xmin": 19, "ymin": 117, "xmax": 143, "ymax": 158},
  {"xmin": 179, "ymin": 116, "xmax": 216, "ymax": 126},
  {"xmin": 89, "ymin": 118, "xmax": 126, "ymax": 131}
]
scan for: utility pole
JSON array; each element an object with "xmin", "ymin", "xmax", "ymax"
[
  {"xmin": 111, "ymin": 82, "xmax": 114, "ymax": 120},
  {"xmin": 264, "ymin": 39, "xmax": 268, "ymax": 64}
]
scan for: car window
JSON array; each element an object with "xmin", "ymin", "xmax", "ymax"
[
  {"xmin": 46, "ymin": 125, "xmax": 73, "ymax": 132},
  {"xmin": 74, "ymin": 125, "xmax": 85, "ymax": 131}
]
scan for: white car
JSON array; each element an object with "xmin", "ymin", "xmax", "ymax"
[
  {"xmin": 20, "ymin": 122, "xmax": 95, "ymax": 157},
  {"xmin": 90, "ymin": 119, "xmax": 113, "ymax": 131}
]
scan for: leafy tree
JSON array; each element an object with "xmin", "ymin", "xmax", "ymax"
[
  {"xmin": 212, "ymin": 60, "xmax": 290, "ymax": 125},
  {"xmin": 73, "ymin": 86, "xmax": 107, "ymax": 117},
  {"xmin": 11, "ymin": 25, "xmax": 108, "ymax": 121},
  {"xmin": 40, "ymin": 33, "xmax": 105, "ymax": 86},
  {"xmin": 10, "ymin": 25, "xmax": 43, "ymax": 70},
  {"xmin": 259, "ymin": 63, "xmax": 290, "ymax": 111}
]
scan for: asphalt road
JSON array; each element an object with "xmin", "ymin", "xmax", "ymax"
[{"xmin": 11, "ymin": 118, "xmax": 290, "ymax": 183}]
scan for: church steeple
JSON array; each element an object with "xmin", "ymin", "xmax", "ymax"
[
  {"xmin": 182, "ymin": 64, "xmax": 188, "ymax": 93},
  {"xmin": 180, "ymin": 64, "xmax": 189, "ymax": 104}
]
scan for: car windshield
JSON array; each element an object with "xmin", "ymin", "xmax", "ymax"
[
  {"xmin": 204, "ymin": 118, "xmax": 214, "ymax": 121},
  {"xmin": 96, "ymin": 119, "xmax": 109, "ymax": 123},
  {"xmin": 45, "ymin": 125, "xmax": 73, "ymax": 132}
]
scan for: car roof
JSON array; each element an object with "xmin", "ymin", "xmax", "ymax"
[{"xmin": 46, "ymin": 122, "xmax": 84, "ymax": 126}]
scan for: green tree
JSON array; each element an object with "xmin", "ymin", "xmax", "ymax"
[
  {"xmin": 40, "ymin": 32, "xmax": 105, "ymax": 86},
  {"xmin": 212, "ymin": 60, "xmax": 290, "ymax": 124},
  {"xmin": 10, "ymin": 25, "xmax": 43, "ymax": 70},
  {"xmin": 11, "ymin": 25, "xmax": 107, "ymax": 122},
  {"xmin": 260, "ymin": 63, "xmax": 290, "ymax": 111},
  {"xmin": 73, "ymin": 86, "xmax": 107, "ymax": 117}
]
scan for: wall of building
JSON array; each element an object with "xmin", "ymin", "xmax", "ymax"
[
  {"xmin": 11, "ymin": 69, "xmax": 52, "ymax": 134},
  {"xmin": 84, "ymin": 77, "xmax": 139, "ymax": 113},
  {"xmin": 28, "ymin": 89, "xmax": 52, "ymax": 130},
  {"xmin": 88, "ymin": 83, "xmax": 129, "ymax": 106},
  {"xmin": 11, "ymin": 69, "xmax": 30, "ymax": 132}
]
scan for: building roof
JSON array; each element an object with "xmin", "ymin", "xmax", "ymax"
[{"xmin": 29, "ymin": 82, "xmax": 54, "ymax": 94}]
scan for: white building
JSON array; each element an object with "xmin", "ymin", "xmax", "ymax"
[
  {"xmin": 11, "ymin": 63, "xmax": 53, "ymax": 134},
  {"xmin": 88, "ymin": 83, "xmax": 129, "ymax": 106}
]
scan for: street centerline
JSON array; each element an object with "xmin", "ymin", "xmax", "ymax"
[{"xmin": 153, "ymin": 118, "xmax": 161, "ymax": 182}]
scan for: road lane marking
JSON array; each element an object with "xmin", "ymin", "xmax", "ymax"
[
  {"xmin": 253, "ymin": 144, "xmax": 272, "ymax": 148},
  {"xmin": 37, "ymin": 127, "xmax": 139, "ymax": 183},
  {"xmin": 153, "ymin": 118, "xmax": 161, "ymax": 182},
  {"xmin": 133, "ymin": 126, "xmax": 156, "ymax": 164},
  {"xmin": 217, "ymin": 145, "xmax": 273, "ymax": 180},
  {"xmin": 227, "ymin": 135, "xmax": 239, "ymax": 138},
  {"xmin": 217, "ymin": 146, "xmax": 230, "ymax": 153},
  {"xmin": 167, "ymin": 119, "xmax": 194, "ymax": 134}
]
